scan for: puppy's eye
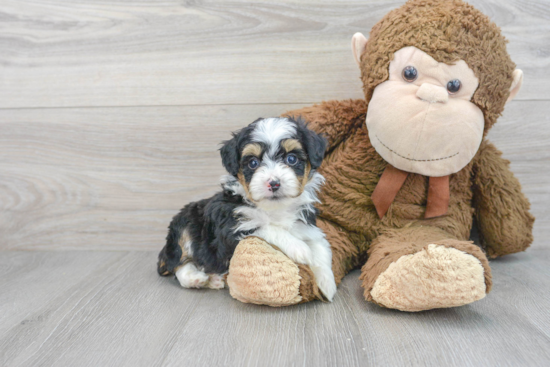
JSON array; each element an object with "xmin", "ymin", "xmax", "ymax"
[
  {"xmin": 285, "ymin": 154, "xmax": 298, "ymax": 166},
  {"xmin": 248, "ymin": 158, "xmax": 260, "ymax": 169},
  {"xmin": 447, "ymin": 79, "xmax": 461, "ymax": 94},
  {"xmin": 402, "ymin": 66, "xmax": 418, "ymax": 82}
]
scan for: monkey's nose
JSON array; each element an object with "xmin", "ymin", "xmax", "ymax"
[
  {"xmin": 416, "ymin": 83, "xmax": 448, "ymax": 103},
  {"xmin": 268, "ymin": 180, "xmax": 280, "ymax": 192}
]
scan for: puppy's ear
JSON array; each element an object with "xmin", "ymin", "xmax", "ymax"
[
  {"xmin": 220, "ymin": 134, "xmax": 240, "ymax": 176},
  {"xmin": 305, "ymin": 130, "xmax": 327, "ymax": 170},
  {"xmin": 220, "ymin": 119, "xmax": 261, "ymax": 176},
  {"xmin": 293, "ymin": 116, "xmax": 327, "ymax": 170}
]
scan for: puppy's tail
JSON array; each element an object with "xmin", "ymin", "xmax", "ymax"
[{"xmin": 157, "ymin": 210, "xmax": 189, "ymax": 276}]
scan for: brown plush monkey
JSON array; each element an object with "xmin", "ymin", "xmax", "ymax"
[{"xmin": 226, "ymin": 0, "xmax": 534, "ymax": 311}]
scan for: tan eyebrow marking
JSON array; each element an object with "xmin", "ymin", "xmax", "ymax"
[
  {"xmin": 281, "ymin": 139, "xmax": 303, "ymax": 153},
  {"xmin": 241, "ymin": 143, "xmax": 263, "ymax": 157}
]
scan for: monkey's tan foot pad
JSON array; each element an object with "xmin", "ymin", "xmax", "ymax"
[
  {"xmin": 227, "ymin": 236, "xmax": 323, "ymax": 307},
  {"xmin": 369, "ymin": 244, "xmax": 487, "ymax": 312}
]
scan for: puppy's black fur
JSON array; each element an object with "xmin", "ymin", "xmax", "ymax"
[
  {"xmin": 219, "ymin": 119, "xmax": 260, "ymax": 177},
  {"xmin": 158, "ymin": 190, "xmax": 253, "ymax": 275},
  {"xmin": 295, "ymin": 118, "xmax": 326, "ymax": 170}
]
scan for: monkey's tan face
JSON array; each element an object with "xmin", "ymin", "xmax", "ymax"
[{"xmin": 366, "ymin": 46, "xmax": 484, "ymax": 177}]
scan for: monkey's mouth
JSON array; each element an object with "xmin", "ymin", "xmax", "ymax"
[{"xmin": 375, "ymin": 135, "xmax": 459, "ymax": 162}]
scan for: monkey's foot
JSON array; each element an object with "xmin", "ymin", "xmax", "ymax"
[
  {"xmin": 365, "ymin": 244, "xmax": 489, "ymax": 312},
  {"xmin": 227, "ymin": 236, "xmax": 324, "ymax": 307}
]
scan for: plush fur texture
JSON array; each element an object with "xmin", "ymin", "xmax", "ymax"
[
  {"xmin": 472, "ymin": 141, "xmax": 535, "ymax": 258},
  {"xmin": 228, "ymin": 236, "xmax": 304, "ymax": 306},
  {"xmin": 369, "ymin": 244, "xmax": 487, "ymax": 311},
  {"xmin": 226, "ymin": 0, "xmax": 534, "ymax": 310},
  {"xmin": 360, "ymin": 226, "xmax": 493, "ymax": 302},
  {"xmin": 227, "ymin": 236, "xmax": 324, "ymax": 306}
]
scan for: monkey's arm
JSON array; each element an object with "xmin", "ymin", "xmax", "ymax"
[
  {"xmin": 471, "ymin": 140, "xmax": 534, "ymax": 258},
  {"xmin": 283, "ymin": 99, "xmax": 368, "ymax": 151}
]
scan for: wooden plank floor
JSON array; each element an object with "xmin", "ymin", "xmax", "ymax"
[
  {"xmin": 0, "ymin": 249, "xmax": 549, "ymax": 367},
  {"xmin": 1, "ymin": 0, "xmax": 550, "ymax": 366}
]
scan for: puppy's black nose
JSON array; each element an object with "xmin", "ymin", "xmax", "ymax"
[{"xmin": 269, "ymin": 180, "xmax": 280, "ymax": 192}]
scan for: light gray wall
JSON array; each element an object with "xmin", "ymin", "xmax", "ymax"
[{"xmin": 1, "ymin": 0, "xmax": 548, "ymax": 250}]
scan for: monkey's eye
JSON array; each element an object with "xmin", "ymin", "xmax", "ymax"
[
  {"xmin": 285, "ymin": 154, "xmax": 298, "ymax": 166},
  {"xmin": 447, "ymin": 79, "xmax": 461, "ymax": 94},
  {"xmin": 402, "ymin": 66, "xmax": 418, "ymax": 82},
  {"xmin": 248, "ymin": 158, "xmax": 260, "ymax": 169}
]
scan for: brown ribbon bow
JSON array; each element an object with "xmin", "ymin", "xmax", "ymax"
[{"xmin": 371, "ymin": 165, "xmax": 450, "ymax": 219}]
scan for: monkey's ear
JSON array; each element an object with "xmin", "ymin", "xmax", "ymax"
[
  {"xmin": 220, "ymin": 135, "xmax": 240, "ymax": 177},
  {"xmin": 507, "ymin": 69, "xmax": 523, "ymax": 103},
  {"xmin": 352, "ymin": 32, "xmax": 368, "ymax": 66}
]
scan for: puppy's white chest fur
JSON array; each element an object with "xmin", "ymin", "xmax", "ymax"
[{"xmin": 234, "ymin": 204, "xmax": 303, "ymax": 232}]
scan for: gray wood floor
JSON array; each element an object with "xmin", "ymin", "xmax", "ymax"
[
  {"xmin": 1, "ymin": 1, "xmax": 549, "ymax": 366},
  {"xmin": 1, "ymin": 249, "xmax": 549, "ymax": 367}
]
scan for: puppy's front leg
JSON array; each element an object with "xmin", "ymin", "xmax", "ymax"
[
  {"xmin": 253, "ymin": 226, "xmax": 313, "ymax": 265},
  {"xmin": 291, "ymin": 223, "xmax": 337, "ymax": 301},
  {"xmin": 307, "ymin": 238, "xmax": 337, "ymax": 301}
]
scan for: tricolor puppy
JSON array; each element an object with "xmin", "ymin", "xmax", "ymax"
[{"xmin": 157, "ymin": 117, "xmax": 337, "ymax": 301}]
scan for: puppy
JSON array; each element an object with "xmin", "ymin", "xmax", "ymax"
[{"xmin": 157, "ymin": 117, "xmax": 337, "ymax": 301}]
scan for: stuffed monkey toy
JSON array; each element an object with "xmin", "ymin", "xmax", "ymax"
[{"xmin": 226, "ymin": 0, "xmax": 534, "ymax": 311}]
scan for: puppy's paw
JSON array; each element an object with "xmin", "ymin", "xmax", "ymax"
[
  {"xmin": 312, "ymin": 266, "xmax": 337, "ymax": 302},
  {"xmin": 179, "ymin": 273, "xmax": 209, "ymax": 289},
  {"xmin": 175, "ymin": 264, "xmax": 209, "ymax": 289},
  {"xmin": 207, "ymin": 274, "xmax": 226, "ymax": 290},
  {"xmin": 283, "ymin": 239, "xmax": 313, "ymax": 265}
]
